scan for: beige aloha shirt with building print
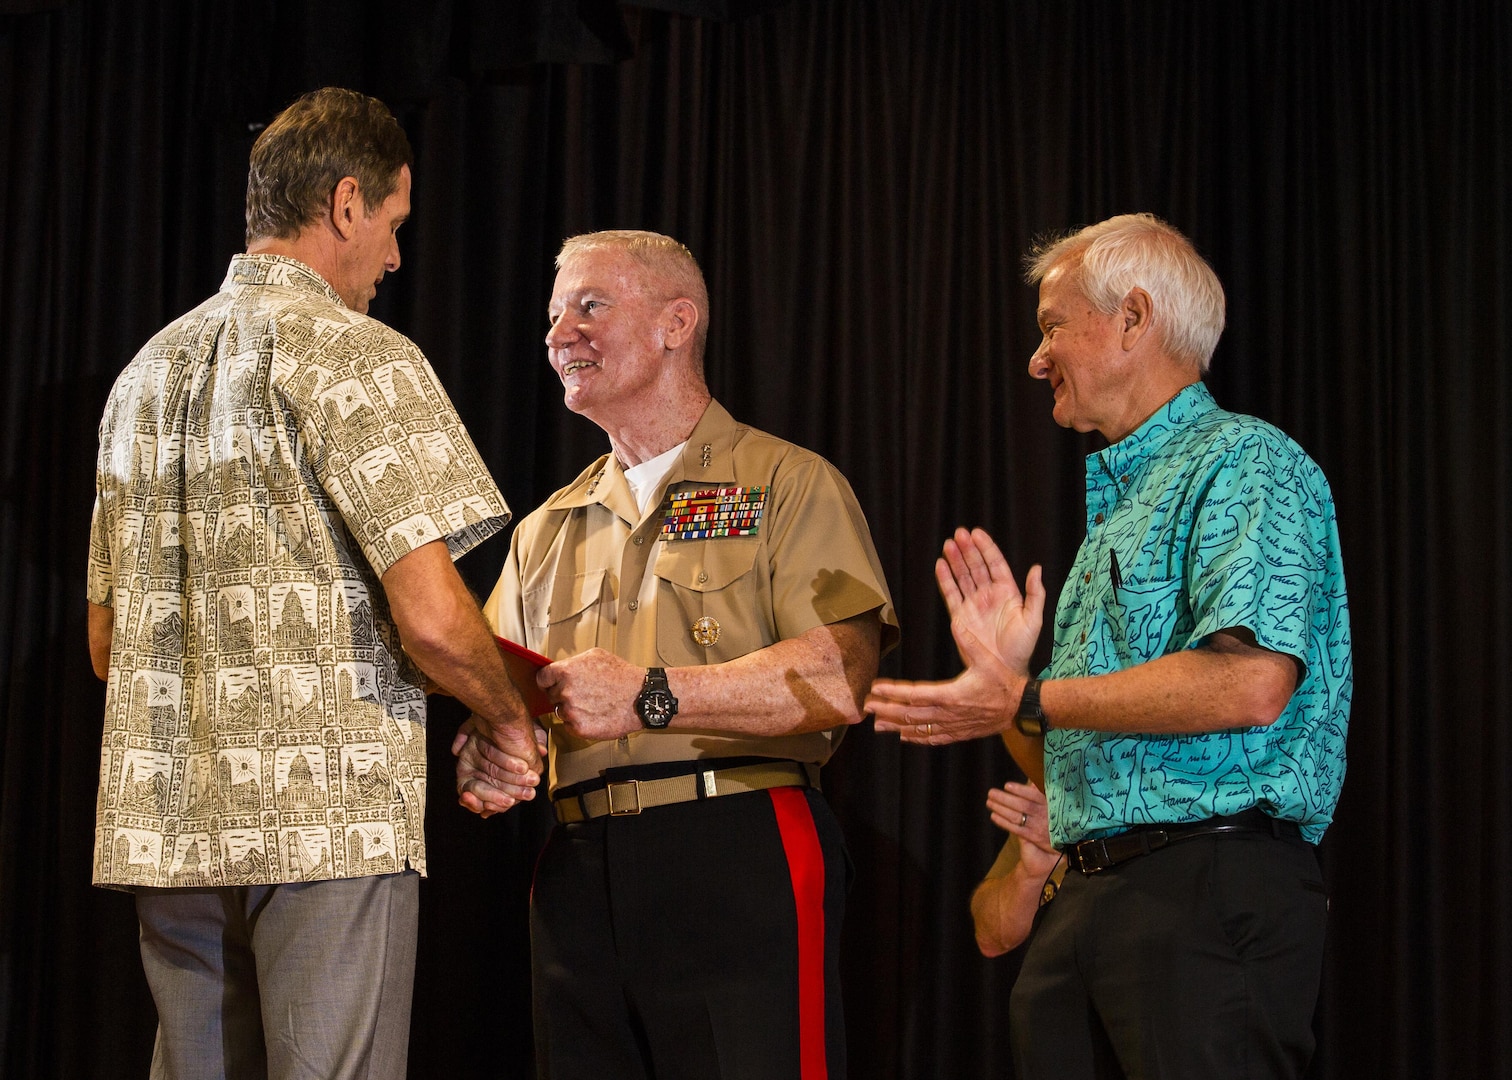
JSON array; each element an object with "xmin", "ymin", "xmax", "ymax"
[{"xmin": 87, "ymin": 253, "xmax": 510, "ymax": 889}]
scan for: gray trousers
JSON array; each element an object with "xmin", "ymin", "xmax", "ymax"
[{"xmin": 135, "ymin": 872, "xmax": 419, "ymax": 1080}]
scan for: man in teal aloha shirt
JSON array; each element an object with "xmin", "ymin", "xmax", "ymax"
[{"xmin": 868, "ymin": 213, "xmax": 1351, "ymax": 1080}]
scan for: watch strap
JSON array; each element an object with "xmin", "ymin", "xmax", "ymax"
[{"xmin": 1013, "ymin": 677, "xmax": 1048, "ymax": 737}]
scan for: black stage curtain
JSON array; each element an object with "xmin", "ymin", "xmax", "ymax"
[{"xmin": 3, "ymin": 1, "xmax": 1509, "ymax": 1076}]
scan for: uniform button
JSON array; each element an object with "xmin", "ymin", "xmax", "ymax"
[
  {"xmin": 697, "ymin": 571, "xmax": 708, "ymax": 583},
  {"xmin": 1094, "ymin": 513, "xmax": 1104, "ymax": 524},
  {"xmin": 633, "ymin": 535, "xmax": 645, "ymax": 546},
  {"xmin": 628, "ymin": 600, "xmax": 639, "ymax": 612}
]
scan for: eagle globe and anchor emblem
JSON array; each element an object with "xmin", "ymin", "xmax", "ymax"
[{"xmin": 690, "ymin": 616, "xmax": 721, "ymax": 647}]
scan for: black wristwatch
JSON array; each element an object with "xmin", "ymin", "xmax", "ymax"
[
  {"xmin": 634, "ymin": 667, "xmax": 679, "ymax": 729},
  {"xmin": 1013, "ymin": 677, "xmax": 1049, "ymax": 737}
]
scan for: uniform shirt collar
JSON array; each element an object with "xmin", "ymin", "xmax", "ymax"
[
  {"xmin": 545, "ymin": 399, "xmax": 738, "ymax": 516},
  {"xmin": 663, "ymin": 399, "xmax": 738, "ymax": 486}
]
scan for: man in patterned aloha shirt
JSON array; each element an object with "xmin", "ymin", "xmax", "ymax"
[
  {"xmin": 86, "ymin": 87, "xmax": 541, "ymax": 1079},
  {"xmin": 868, "ymin": 214, "xmax": 1351, "ymax": 1080}
]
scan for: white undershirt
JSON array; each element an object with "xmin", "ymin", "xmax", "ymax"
[{"xmin": 623, "ymin": 441, "xmax": 687, "ymax": 518}]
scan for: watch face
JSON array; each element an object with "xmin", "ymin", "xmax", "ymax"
[
  {"xmin": 1013, "ymin": 713, "xmax": 1045, "ymax": 738},
  {"xmin": 637, "ymin": 688, "xmax": 678, "ymax": 728}
]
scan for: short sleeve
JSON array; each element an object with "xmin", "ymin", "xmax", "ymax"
[
  {"xmin": 86, "ymin": 491, "xmax": 115, "ymax": 607},
  {"xmin": 1185, "ymin": 432, "xmax": 1333, "ymax": 669},
  {"xmin": 296, "ymin": 330, "xmax": 510, "ymax": 578},
  {"xmin": 763, "ymin": 453, "xmax": 899, "ymax": 655},
  {"xmin": 482, "ymin": 527, "xmax": 528, "ymax": 644}
]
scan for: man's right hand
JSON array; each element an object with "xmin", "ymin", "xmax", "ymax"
[{"xmin": 452, "ymin": 714, "xmax": 545, "ymax": 818}]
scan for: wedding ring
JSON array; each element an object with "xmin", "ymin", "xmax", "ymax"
[{"xmin": 1020, "ymin": 812, "xmax": 1028, "ymax": 826}]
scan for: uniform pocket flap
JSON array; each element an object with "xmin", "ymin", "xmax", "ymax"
[
  {"xmin": 522, "ymin": 567, "xmax": 610, "ymax": 628},
  {"xmin": 653, "ymin": 539, "xmax": 760, "ymax": 593}
]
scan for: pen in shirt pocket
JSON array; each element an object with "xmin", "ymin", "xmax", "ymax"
[{"xmin": 1109, "ymin": 548, "xmax": 1122, "ymax": 592}]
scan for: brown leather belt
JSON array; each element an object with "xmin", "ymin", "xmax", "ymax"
[
  {"xmin": 1062, "ymin": 808, "xmax": 1301, "ymax": 875},
  {"xmin": 553, "ymin": 760, "xmax": 814, "ymax": 824}
]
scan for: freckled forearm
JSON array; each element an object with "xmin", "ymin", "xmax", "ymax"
[
  {"xmin": 667, "ymin": 616, "xmax": 881, "ymax": 737},
  {"xmin": 1039, "ymin": 636, "xmax": 1297, "ymax": 734}
]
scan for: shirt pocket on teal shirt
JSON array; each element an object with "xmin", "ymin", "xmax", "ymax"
[{"xmin": 1096, "ymin": 575, "xmax": 1184, "ymax": 669}]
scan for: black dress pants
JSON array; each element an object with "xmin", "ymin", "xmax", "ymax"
[
  {"xmin": 1011, "ymin": 830, "xmax": 1329, "ymax": 1080},
  {"xmin": 531, "ymin": 785, "xmax": 850, "ymax": 1080}
]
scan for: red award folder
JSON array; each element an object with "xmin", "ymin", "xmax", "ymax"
[{"xmin": 495, "ymin": 635, "xmax": 554, "ymax": 717}]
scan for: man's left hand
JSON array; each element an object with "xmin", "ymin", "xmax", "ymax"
[
  {"xmin": 867, "ymin": 626, "xmax": 1027, "ymax": 744},
  {"xmin": 987, "ymin": 780, "xmax": 1059, "ymax": 877},
  {"xmin": 540, "ymin": 647, "xmax": 647, "ymax": 741}
]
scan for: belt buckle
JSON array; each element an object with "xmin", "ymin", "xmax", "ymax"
[
  {"xmin": 606, "ymin": 779, "xmax": 643, "ymax": 816},
  {"xmin": 1074, "ymin": 838, "xmax": 1113, "ymax": 875}
]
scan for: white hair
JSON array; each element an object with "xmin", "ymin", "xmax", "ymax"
[{"xmin": 1026, "ymin": 213, "xmax": 1226, "ymax": 372}]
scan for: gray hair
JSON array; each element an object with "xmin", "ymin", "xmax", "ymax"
[
  {"xmin": 1025, "ymin": 213, "xmax": 1226, "ymax": 372},
  {"xmin": 557, "ymin": 230, "xmax": 710, "ymax": 358}
]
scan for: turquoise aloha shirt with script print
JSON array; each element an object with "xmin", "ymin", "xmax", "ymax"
[{"xmin": 1043, "ymin": 382, "xmax": 1351, "ymax": 847}]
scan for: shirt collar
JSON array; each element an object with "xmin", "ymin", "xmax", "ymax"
[
  {"xmin": 223, "ymin": 254, "xmax": 346, "ymax": 308},
  {"xmin": 1092, "ymin": 382, "xmax": 1216, "ymax": 482},
  {"xmin": 663, "ymin": 399, "xmax": 738, "ymax": 487},
  {"xmin": 545, "ymin": 399, "xmax": 738, "ymax": 515}
]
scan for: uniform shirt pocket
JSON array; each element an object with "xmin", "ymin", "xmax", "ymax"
[
  {"xmin": 521, "ymin": 567, "xmax": 612, "ymax": 654},
  {"xmin": 652, "ymin": 539, "xmax": 772, "ymax": 666}
]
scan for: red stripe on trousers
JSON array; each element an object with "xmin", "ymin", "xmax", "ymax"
[{"xmin": 769, "ymin": 786, "xmax": 827, "ymax": 1080}]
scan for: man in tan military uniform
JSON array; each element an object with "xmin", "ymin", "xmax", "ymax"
[{"xmin": 458, "ymin": 230, "xmax": 897, "ymax": 1080}]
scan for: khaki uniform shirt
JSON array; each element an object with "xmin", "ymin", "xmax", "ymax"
[
  {"xmin": 483, "ymin": 400, "xmax": 898, "ymax": 791},
  {"xmin": 87, "ymin": 254, "xmax": 509, "ymax": 888}
]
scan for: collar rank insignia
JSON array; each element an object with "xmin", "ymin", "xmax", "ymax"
[{"xmin": 660, "ymin": 485, "xmax": 769, "ymax": 540}]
